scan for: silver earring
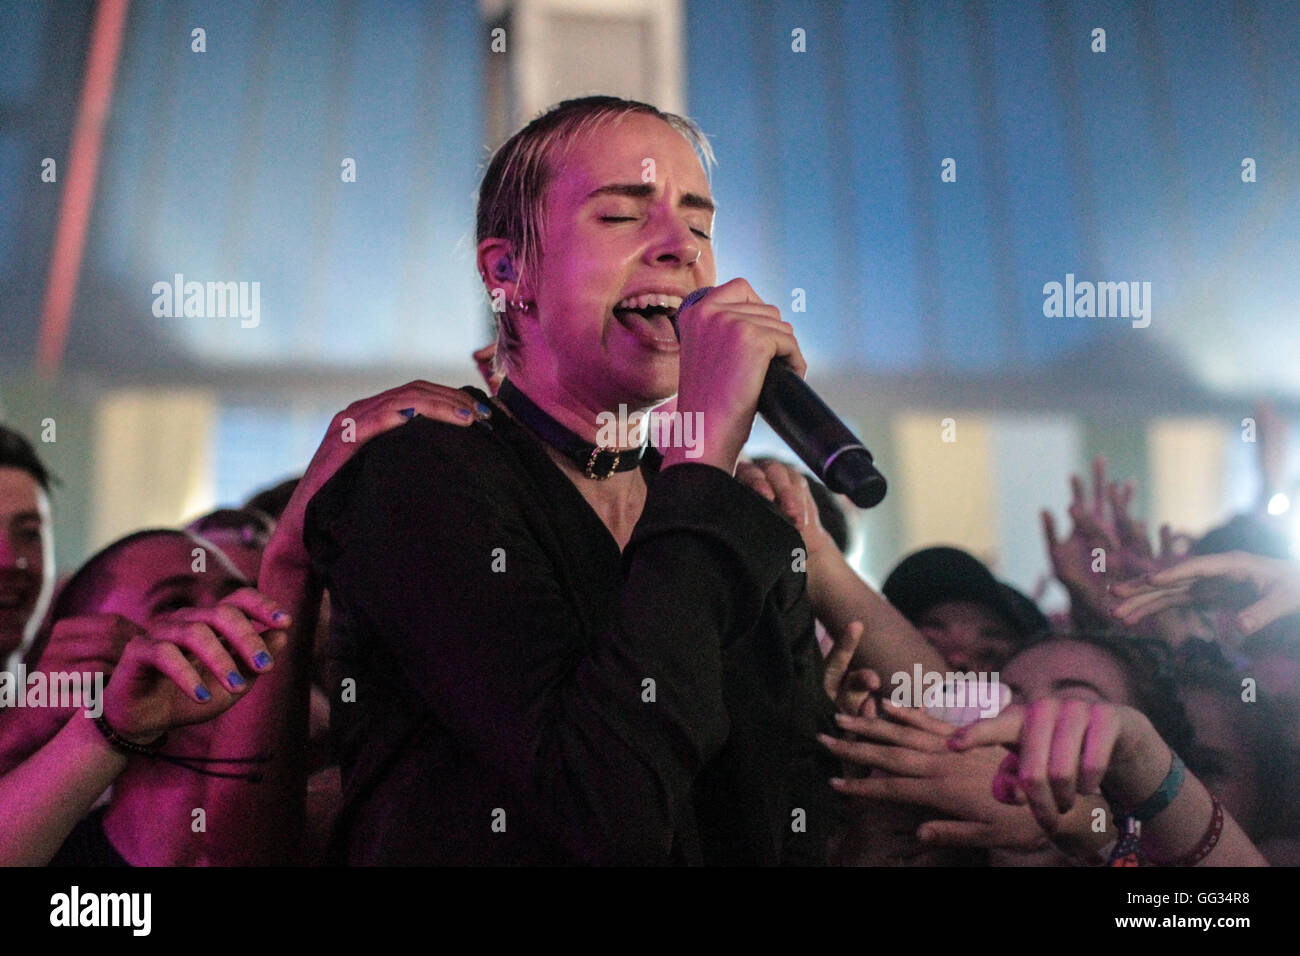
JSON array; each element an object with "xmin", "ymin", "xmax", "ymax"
[{"xmin": 15, "ymin": 556, "xmax": 28, "ymax": 570}]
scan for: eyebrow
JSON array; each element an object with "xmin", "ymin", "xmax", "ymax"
[
  {"xmin": 5, "ymin": 510, "xmax": 42, "ymax": 524},
  {"xmin": 145, "ymin": 575, "xmax": 197, "ymax": 598},
  {"xmin": 1050, "ymin": 678, "xmax": 1108, "ymax": 698},
  {"xmin": 584, "ymin": 182, "xmax": 716, "ymax": 214}
]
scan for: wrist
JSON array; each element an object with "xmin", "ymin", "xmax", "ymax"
[
  {"xmin": 89, "ymin": 709, "xmax": 167, "ymax": 753},
  {"xmin": 260, "ymin": 531, "xmax": 311, "ymax": 580},
  {"xmin": 1102, "ymin": 713, "xmax": 1169, "ymax": 809}
]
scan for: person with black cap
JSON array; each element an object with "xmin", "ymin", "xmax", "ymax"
[{"xmin": 883, "ymin": 546, "xmax": 1050, "ymax": 673}]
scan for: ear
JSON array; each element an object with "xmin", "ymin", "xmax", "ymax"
[{"xmin": 477, "ymin": 238, "xmax": 523, "ymax": 306}]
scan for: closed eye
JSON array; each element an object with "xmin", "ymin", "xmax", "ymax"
[{"xmin": 599, "ymin": 215, "xmax": 711, "ymax": 240}]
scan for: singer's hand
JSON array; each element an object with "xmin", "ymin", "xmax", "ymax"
[{"xmin": 662, "ymin": 279, "xmax": 806, "ymax": 475}]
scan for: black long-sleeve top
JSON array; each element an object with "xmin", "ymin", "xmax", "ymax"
[{"xmin": 304, "ymin": 388, "xmax": 837, "ymax": 865}]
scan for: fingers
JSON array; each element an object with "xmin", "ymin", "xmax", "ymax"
[
  {"xmin": 1016, "ymin": 699, "xmax": 1065, "ymax": 830},
  {"xmin": 1091, "ymin": 456, "xmax": 1107, "ymax": 515},
  {"xmin": 818, "ymin": 732, "xmax": 940, "ymax": 777},
  {"xmin": 878, "ymin": 698, "xmax": 959, "ymax": 737},
  {"xmin": 1078, "ymin": 706, "xmax": 1123, "ymax": 796},
  {"xmin": 837, "ymin": 667, "xmax": 881, "ymax": 719},
  {"xmin": 1069, "ymin": 502, "xmax": 1118, "ymax": 551},
  {"xmin": 835, "ymin": 708, "xmax": 952, "ymax": 751},
  {"xmin": 915, "ymin": 819, "xmax": 1001, "ymax": 848},
  {"xmin": 472, "ymin": 343, "xmax": 498, "ymax": 389},
  {"xmin": 822, "ymin": 621, "xmax": 863, "ymax": 703},
  {"xmin": 829, "ymin": 774, "xmax": 935, "ymax": 803},
  {"xmin": 126, "ymin": 635, "xmax": 215, "ymax": 706},
  {"xmin": 162, "ymin": 598, "xmax": 278, "ymax": 682},
  {"xmin": 1041, "ymin": 509, "xmax": 1060, "ymax": 552},
  {"xmin": 39, "ymin": 614, "xmax": 141, "ymax": 671},
  {"xmin": 1239, "ymin": 589, "xmax": 1298, "ymax": 635},
  {"xmin": 991, "ymin": 750, "xmax": 1026, "ymax": 804},
  {"xmin": 948, "ymin": 704, "xmax": 1025, "ymax": 750},
  {"xmin": 1142, "ymin": 552, "xmax": 1255, "ymax": 588},
  {"xmin": 761, "ymin": 461, "xmax": 811, "ymax": 529},
  {"xmin": 332, "ymin": 381, "xmax": 490, "ymax": 447},
  {"xmin": 1110, "ymin": 585, "xmax": 1193, "ymax": 625},
  {"xmin": 1069, "ymin": 474, "xmax": 1085, "ymax": 510},
  {"xmin": 150, "ymin": 618, "xmax": 248, "ymax": 697},
  {"xmin": 1047, "ymin": 700, "xmax": 1092, "ymax": 812},
  {"xmin": 734, "ymin": 461, "xmax": 776, "ymax": 502},
  {"xmin": 1159, "ymin": 524, "xmax": 1175, "ymax": 560}
]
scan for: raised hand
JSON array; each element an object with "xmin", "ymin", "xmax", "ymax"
[
  {"xmin": 1043, "ymin": 457, "xmax": 1171, "ymax": 628},
  {"xmin": 665, "ymin": 279, "xmax": 805, "ymax": 475},
  {"xmin": 948, "ymin": 698, "xmax": 1160, "ymax": 834},
  {"xmin": 264, "ymin": 381, "xmax": 490, "ymax": 574},
  {"xmin": 100, "ymin": 588, "xmax": 289, "ymax": 744},
  {"xmin": 1111, "ymin": 550, "xmax": 1300, "ymax": 638},
  {"xmin": 734, "ymin": 457, "xmax": 836, "ymax": 558},
  {"xmin": 822, "ymin": 703, "xmax": 1053, "ymax": 851}
]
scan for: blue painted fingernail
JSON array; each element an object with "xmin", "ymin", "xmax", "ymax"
[
  {"xmin": 228, "ymin": 672, "xmax": 246, "ymax": 688},
  {"xmin": 196, "ymin": 684, "xmax": 212, "ymax": 702},
  {"xmin": 272, "ymin": 611, "xmax": 290, "ymax": 623},
  {"xmin": 456, "ymin": 407, "xmax": 473, "ymax": 419},
  {"xmin": 253, "ymin": 651, "xmax": 272, "ymax": 669},
  {"xmin": 476, "ymin": 401, "xmax": 493, "ymax": 417},
  {"xmin": 399, "ymin": 407, "xmax": 416, "ymax": 419}
]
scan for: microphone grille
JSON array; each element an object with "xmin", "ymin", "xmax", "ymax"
[{"xmin": 679, "ymin": 287, "xmax": 713, "ymax": 312}]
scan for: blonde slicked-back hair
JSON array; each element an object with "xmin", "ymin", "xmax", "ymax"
[{"xmin": 476, "ymin": 95, "xmax": 715, "ymax": 375}]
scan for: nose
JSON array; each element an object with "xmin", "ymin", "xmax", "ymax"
[
  {"xmin": 945, "ymin": 649, "xmax": 972, "ymax": 670},
  {"xmin": 937, "ymin": 631, "xmax": 977, "ymax": 670},
  {"xmin": 645, "ymin": 206, "xmax": 702, "ymax": 269},
  {"xmin": 0, "ymin": 531, "xmax": 17, "ymax": 569}
]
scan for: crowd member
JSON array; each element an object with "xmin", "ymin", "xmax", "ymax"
[
  {"xmin": 22, "ymin": 529, "xmax": 296, "ymax": 865},
  {"xmin": 0, "ymin": 425, "xmax": 56, "ymax": 670},
  {"xmin": 882, "ymin": 546, "xmax": 1049, "ymax": 672},
  {"xmin": 244, "ymin": 477, "xmax": 300, "ymax": 523},
  {"xmin": 949, "ymin": 694, "xmax": 1268, "ymax": 866},
  {"xmin": 824, "ymin": 632, "xmax": 1194, "ymax": 866},
  {"xmin": 0, "ymin": 606, "xmax": 288, "ymax": 866},
  {"xmin": 185, "ymin": 508, "xmax": 276, "ymax": 582},
  {"xmin": 1170, "ymin": 640, "xmax": 1279, "ymax": 848},
  {"xmin": 299, "ymin": 96, "xmax": 937, "ymax": 865}
]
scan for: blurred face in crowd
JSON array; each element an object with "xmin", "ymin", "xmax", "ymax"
[
  {"xmin": 0, "ymin": 466, "xmax": 55, "ymax": 660},
  {"xmin": 999, "ymin": 639, "xmax": 1132, "ymax": 707},
  {"xmin": 92, "ymin": 532, "xmax": 246, "ymax": 627},
  {"xmin": 1179, "ymin": 685, "xmax": 1262, "ymax": 836},
  {"xmin": 914, "ymin": 600, "xmax": 1018, "ymax": 672},
  {"xmin": 992, "ymin": 639, "xmax": 1133, "ymax": 867},
  {"xmin": 194, "ymin": 529, "xmax": 262, "ymax": 583},
  {"xmin": 520, "ymin": 112, "xmax": 716, "ymax": 410}
]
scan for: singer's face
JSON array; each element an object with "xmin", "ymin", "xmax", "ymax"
[{"xmin": 527, "ymin": 114, "xmax": 716, "ymax": 407}]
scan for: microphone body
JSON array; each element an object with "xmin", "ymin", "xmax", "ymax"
[{"xmin": 676, "ymin": 287, "xmax": 887, "ymax": 508}]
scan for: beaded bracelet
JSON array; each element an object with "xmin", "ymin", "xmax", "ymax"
[
  {"xmin": 1147, "ymin": 794, "xmax": 1225, "ymax": 867},
  {"xmin": 91, "ymin": 713, "xmax": 268, "ymax": 780},
  {"xmin": 92, "ymin": 713, "xmax": 168, "ymax": 756}
]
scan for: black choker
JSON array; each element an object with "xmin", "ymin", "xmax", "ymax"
[{"xmin": 497, "ymin": 378, "xmax": 647, "ymax": 480}]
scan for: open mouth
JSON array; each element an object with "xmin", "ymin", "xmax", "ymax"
[
  {"xmin": 612, "ymin": 293, "xmax": 683, "ymax": 344},
  {"xmin": 0, "ymin": 592, "xmax": 30, "ymax": 612}
]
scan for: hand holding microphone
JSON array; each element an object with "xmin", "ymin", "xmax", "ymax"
[
  {"xmin": 660, "ymin": 278, "xmax": 805, "ymax": 476},
  {"xmin": 670, "ymin": 282, "xmax": 887, "ymax": 508}
]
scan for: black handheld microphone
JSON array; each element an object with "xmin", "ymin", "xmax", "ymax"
[{"xmin": 674, "ymin": 286, "xmax": 887, "ymax": 509}]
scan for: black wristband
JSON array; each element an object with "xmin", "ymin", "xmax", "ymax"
[{"xmin": 92, "ymin": 713, "xmax": 167, "ymax": 756}]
